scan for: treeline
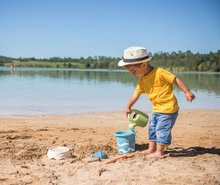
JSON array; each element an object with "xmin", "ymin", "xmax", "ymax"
[
  {"xmin": 0, "ymin": 50, "xmax": 220, "ymax": 71},
  {"xmin": 152, "ymin": 50, "xmax": 220, "ymax": 72}
]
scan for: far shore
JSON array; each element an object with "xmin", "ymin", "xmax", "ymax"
[{"xmin": 1, "ymin": 66, "xmax": 220, "ymax": 74}]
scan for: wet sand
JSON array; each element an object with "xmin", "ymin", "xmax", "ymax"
[{"xmin": 0, "ymin": 110, "xmax": 219, "ymax": 185}]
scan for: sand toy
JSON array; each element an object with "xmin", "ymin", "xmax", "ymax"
[
  {"xmin": 114, "ymin": 130, "xmax": 135, "ymax": 154},
  {"xmin": 91, "ymin": 151, "xmax": 108, "ymax": 159},
  {"xmin": 105, "ymin": 153, "xmax": 136, "ymax": 164},
  {"xmin": 47, "ymin": 146, "xmax": 71, "ymax": 160},
  {"xmin": 128, "ymin": 109, "xmax": 149, "ymax": 130}
]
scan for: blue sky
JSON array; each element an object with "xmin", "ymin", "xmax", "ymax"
[{"xmin": 0, "ymin": 0, "xmax": 220, "ymax": 58}]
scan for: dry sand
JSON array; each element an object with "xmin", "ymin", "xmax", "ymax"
[{"xmin": 0, "ymin": 110, "xmax": 219, "ymax": 185}]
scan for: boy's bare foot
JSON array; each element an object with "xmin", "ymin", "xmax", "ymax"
[
  {"xmin": 141, "ymin": 149, "xmax": 156, "ymax": 155},
  {"xmin": 147, "ymin": 152, "xmax": 164, "ymax": 159}
]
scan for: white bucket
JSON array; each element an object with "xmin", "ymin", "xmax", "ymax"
[{"xmin": 47, "ymin": 146, "xmax": 71, "ymax": 160}]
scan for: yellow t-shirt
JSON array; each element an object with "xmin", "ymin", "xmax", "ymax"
[{"xmin": 135, "ymin": 67, "xmax": 179, "ymax": 113}]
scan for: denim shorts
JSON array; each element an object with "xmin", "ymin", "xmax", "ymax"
[{"xmin": 148, "ymin": 111, "xmax": 178, "ymax": 145}]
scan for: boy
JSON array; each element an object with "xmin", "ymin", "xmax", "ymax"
[{"xmin": 118, "ymin": 46, "xmax": 195, "ymax": 159}]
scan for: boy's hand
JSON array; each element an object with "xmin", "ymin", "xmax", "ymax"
[
  {"xmin": 125, "ymin": 107, "xmax": 132, "ymax": 118},
  {"xmin": 175, "ymin": 78, "xmax": 195, "ymax": 102},
  {"xmin": 185, "ymin": 91, "xmax": 195, "ymax": 102},
  {"xmin": 125, "ymin": 93, "xmax": 140, "ymax": 118}
]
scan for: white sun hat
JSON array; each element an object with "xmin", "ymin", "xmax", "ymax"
[
  {"xmin": 118, "ymin": 46, "xmax": 152, "ymax": 67},
  {"xmin": 47, "ymin": 146, "xmax": 71, "ymax": 160}
]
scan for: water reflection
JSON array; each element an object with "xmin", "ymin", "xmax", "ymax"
[
  {"xmin": 176, "ymin": 72, "xmax": 220, "ymax": 95},
  {"xmin": 0, "ymin": 67, "xmax": 220, "ymax": 114},
  {"xmin": 1, "ymin": 67, "xmax": 219, "ymax": 95},
  {"xmin": 0, "ymin": 67, "xmax": 137, "ymax": 85}
]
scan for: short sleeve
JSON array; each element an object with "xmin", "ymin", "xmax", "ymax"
[
  {"xmin": 160, "ymin": 69, "xmax": 176, "ymax": 84},
  {"xmin": 134, "ymin": 80, "xmax": 145, "ymax": 94}
]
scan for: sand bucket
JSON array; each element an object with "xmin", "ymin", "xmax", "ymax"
[
  {"xmin": 128, "ymin": 109, "xmax": 149, "ymax": 130},
  {"xmin": 114, "ymin": 130, "xmax": 135, "ymax": 154}
]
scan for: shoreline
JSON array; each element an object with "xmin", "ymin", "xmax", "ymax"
[
  {"xmin": 0, "ymin": 110, "xmax": 219, "ymax": 185},
  {"xmin": 1, "ymin": 108, "xmax": 220, "ymax": 118}
]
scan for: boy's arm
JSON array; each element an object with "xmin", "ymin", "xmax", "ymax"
[
  {"xmin": 125, "ymin": 93, "xmax": 141, "ymax": 117},
  {"xmin": 174, "ymin": 77, "xmax": 195, "ymax": 102}
]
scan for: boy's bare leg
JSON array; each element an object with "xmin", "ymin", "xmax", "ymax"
[
  {"xmin": 165, "ymin": 144, "xmax": 169, "ymax": 151},
  {"xmin": 142, "ymin": 141, "xmax": 156, "ymax": 155},
  {"xmin": 147, "ymin": 144, "xmax": 165, "ymax": 159}
]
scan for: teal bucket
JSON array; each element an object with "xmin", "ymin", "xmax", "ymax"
[{"xmin": 114, "ymin": 130, "xmax": 135, "ymax": 154}]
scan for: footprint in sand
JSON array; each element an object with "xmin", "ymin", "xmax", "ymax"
[
  {"xmin": 36, "ymin": 128, "xmax": 49, "ymax": 132},
  {"xmin": 6, "ymin": 135, "xmax": 32, "ymax": 140},
  {"xmin": 0, "ymin": 130, "xmax": 18, "ymax": 134}
]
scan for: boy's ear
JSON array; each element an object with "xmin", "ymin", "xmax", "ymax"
[{"xmin": 141, "ymin": 62, "xmax": 147, "ymax": 68}]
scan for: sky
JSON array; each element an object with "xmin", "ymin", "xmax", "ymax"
[{"xmin": 0, "ymin": 0, "xmax": 220, "ymax": 58}]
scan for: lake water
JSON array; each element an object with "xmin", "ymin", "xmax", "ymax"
[{"xmin": 0, "ymin": 67, "xmax": 220, "ymax": 115}]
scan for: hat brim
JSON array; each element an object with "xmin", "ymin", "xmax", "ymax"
[{"xmin": 118, "ymin": 57, "xmax": 152, "ymax": 67}]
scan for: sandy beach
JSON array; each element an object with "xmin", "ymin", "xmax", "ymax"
[{"xmin": 0, "ymin": 110, "xmax": 219, "ymax": 185}]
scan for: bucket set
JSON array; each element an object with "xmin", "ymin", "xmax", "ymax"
[
  {"xmin": 114, "ymin": 109, "xmax": 149, "ymax": 154},
  {"xmin": 47, "ymin": 109, "xmax": 149, "ymax": 160}
]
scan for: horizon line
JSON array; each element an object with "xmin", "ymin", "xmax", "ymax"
[{"xmin": 1, "ymin": 49, "xmax": 220, "ymax": 59}]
